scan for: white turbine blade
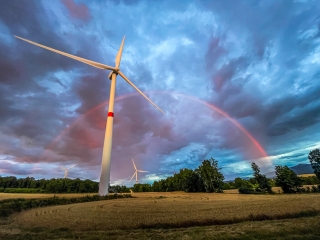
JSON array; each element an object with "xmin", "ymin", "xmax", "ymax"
[
  {"xmin": 130, "ymin": 172, "xmax": 136, "ymax": 181},
  {"xmin": 138, "ymin": 170, "xmax": 148, "ymax": 172},
  {"xmin": 132, "ymin": 159, "xmax": 137, "ymax": 171},
  {"xmin": 61, "ymin": 167, "xmax": 66, "ymax": 170},
  {"xmin": 68, "ymin": 164, "xmax": 77, "ymax": 170},
  {"xmin": 14, "ymin": 36, "xmax": 116, "ymax": 71},
  {"xmin": 118, "ymin": 71, "xmax": 165, "ymax": 114},
  {"xmin": 115, "ymin": 36, "xmax": 125, "ymax": 68}
]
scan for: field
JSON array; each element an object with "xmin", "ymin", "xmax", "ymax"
[
  {"xmin": 1, "ymin": 191, "xmax": 320, "ymax": 239},
  {"xmin": 298, "ymin": 174, "xmax": 316, "ymax": 177},
  {"xmin": 0, "ymin": 193, "xmax": 96, "ymax": 201}
]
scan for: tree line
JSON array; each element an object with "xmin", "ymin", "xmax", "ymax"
[
  {"xmin": 0, "ymin": 176, "xmax": 130, "ymax": 194},
  {"xmin": 134, "ymin": 158, "xmax": 224, "ymax": 193},
  {"xmin": 133, "ymin": 149, "xmax": 320, "ymax": 194},
  {"xmin": 1, "ymin": 148, "xmax": 319, "ymax": 194}
]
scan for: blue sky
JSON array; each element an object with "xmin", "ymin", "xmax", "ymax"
[{"xmin": 0, "ymin": 0, "xmax": 320, "ymax": 185}]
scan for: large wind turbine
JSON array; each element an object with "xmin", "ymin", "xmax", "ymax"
[
  {"xmin": 61, "ymin": 164, "xmax": 77, "ymax": 179},
  {"xmin": 130, "ymin": 159, "xmax": 148, "ymax": 183},
  {"xmin": 15, "ymin": 36, "xmax": 165, "ymax": 196}
]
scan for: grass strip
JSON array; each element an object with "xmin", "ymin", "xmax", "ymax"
[
  {"xmin": 1, "ymin": 214, "xmax": 320, "ymax": 240},
  {"xmin": 137, "ymin": 210, "xmax": 320, "ymax": 229},
  {"xmin": 0, "ymin": 194, "xmax": 132, "ymax": 218}
]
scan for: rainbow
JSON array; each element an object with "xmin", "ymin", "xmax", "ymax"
[{"xmin": 43, "ymin": 91, "xmax": 267, "ymax": 160}]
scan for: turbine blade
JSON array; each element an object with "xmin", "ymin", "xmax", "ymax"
[
  {"xmin": 132, "ymin": 159, "xmax": 137, "ymax": 170},
  {"xmin": 61, "ymin": 167, "xmax": 66, "ymax": 170},
  {"xmin": 68, "ymin": 164, "xmax": 77, "ymax": 169},
  {"xmin": 115, "ymin": 36, "xmax": 125, "ymax": 68},
  {"xmin": 118, "ymin": 71, "xmax": 165, "ymax": 114},
  {"xmin": 130, "ymin": 172, "xmax": 136, "ymax": 181},
  {"xmin": 14, "ymin": 36, "xmax": 116, "ymax": 71},
  {"xmin": 138, "ymin": 170, "xmax": 148, "ymax": 172}
]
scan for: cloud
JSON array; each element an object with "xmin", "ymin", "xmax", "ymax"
[
  {"xmin": 0, "ymin": 0, "xmax": 320, "ymax": 183},
  {"xmin": 60, "ymin": 0, "xmax": 91, "ymax": 22}
]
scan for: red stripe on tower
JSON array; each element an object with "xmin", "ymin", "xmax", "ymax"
[{"xmin": 108, "ymin": 112, "xmax": 114, "ymax": 117}]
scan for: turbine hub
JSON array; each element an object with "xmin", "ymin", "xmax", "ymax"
[{"xmin": 108, "ymin": 69, "xmax": 119, "ymax": 80}]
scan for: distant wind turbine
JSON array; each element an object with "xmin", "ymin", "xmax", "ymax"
[
  {"xmin": 15, "ymin": 35, "xmax": 165, "ymax": 196},
  {"xmin": 60, "ymin": 164, "xmax": 77, "ymax": 179},
  {"xmin": 130, "ymin": 159, "xmax": 148, "ymax": 183}
]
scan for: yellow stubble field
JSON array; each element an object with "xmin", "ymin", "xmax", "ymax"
[
  {"xmin": 4, "ymin": 191, "xmax": 320, "ymax": 231},
  {"xmin": 0, "ymin": 193, "xmax": 96, "ymax": 201}
]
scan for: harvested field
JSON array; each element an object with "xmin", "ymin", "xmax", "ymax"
[
  {"xmin": 298, "ymin": 174, "xmax": 316, "ymax": 177},
  {"xmin": 6, "ymin": 192, "xmax": 320, "ymax": 231},
  {"xmin": 0, "ymin": 193, "xmax": 95, "ymax": 201}
]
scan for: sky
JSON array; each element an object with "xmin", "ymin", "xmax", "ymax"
[{"xmin": 0, "ymin": 0, "xmax": 320, "ymax": 185}]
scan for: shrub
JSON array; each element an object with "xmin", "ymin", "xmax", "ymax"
[
  {"xmin": 311, "ymin": 185, "xmax": 320, "ymax": 193},
  {"xmin": 239, "ymin": 185, "xmax": 255, "ymax": 194}
]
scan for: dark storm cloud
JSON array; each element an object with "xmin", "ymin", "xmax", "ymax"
[
  {"xmin": 1, "ymin": 0, "xmax": 320, "ymax": 182},
  {"xmin": 0, "ymin": 161, "xmax": 31, "ymax": 175},
  {"xmin": 262, "ymin": 79, "xmax": 320, "ymax": 136},
  {"xmin": 75, "ymin": 72, "xmax": 110, "ymax": 114},
  {"xmin": 200, "ymin": 0, "xmax": 320, "ymax": 145},
  {"xmin": 0, "ymin": 1, "xmax": 108, "ymax": 167},
  {"xmin": 61, "ymin": 0, "xmax": 91, "ymax": 21},
  {"xmin": 211, "ymin": 57, "xmax": 248, "ymax": 92}
]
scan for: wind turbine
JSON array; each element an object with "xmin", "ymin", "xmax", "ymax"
[
  {"xmin": 15, "ymin": 35, "xmax": 165, "ymax": 196},
  {"xmin": 130, "ymin": 159, "xmax": 148, "ymax": 183},
  {"xmin": 60, "ymin": 164, "xmax": 77, "ymax": 179}
]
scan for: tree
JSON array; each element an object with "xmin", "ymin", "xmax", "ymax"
[
  {"xmin": 251, "ymin": 162, "xmax": 272, "ymax": 193},
  {"xmin": 275, "ymin": 165, "xmax": 302, "ymax": 193},
  {"xmin": 196, "ymin": 158, "xmax": 224, "ymax": 193},
  {"xmin": 234, "ymin": 177, "xmax": 253, "ymax": 189},
  {"xmin": 133, "ymin": 183, "xmax": 151, "ymax": 192},
  {"xmin": 172, "ymin": 168, "xmax": 204, "ymax": 192},
  {"xmin": 308, "ymin": 148, "xmax": 320, "ymax": 179}
]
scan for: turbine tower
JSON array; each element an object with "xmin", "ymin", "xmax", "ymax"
[
  {"xmin": 61, "ymin": 164, "xmax": 77, "ymax": 179},
  {"xmin": 15, "ymin": 36, "xmax": 165, "ymax": 196},
  {"xmin": 130, "ymin": 159, "xmax": 148, "ymax": 183}
]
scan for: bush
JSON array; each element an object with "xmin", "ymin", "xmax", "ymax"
[
  {"xmin": 312, "ymin": 185, "xmax": 320, "ymax": 193},
  {"xmin": 239, "ymin": 185, "xmax": 255, "ymax": 194}
]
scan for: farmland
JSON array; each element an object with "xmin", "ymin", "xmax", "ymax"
[
  {"xmin": 0, "ymin": 193, "xmax": 96, "ymax": 201},
  {"xmin": 0, "ymin": 191, "xmax": 320, "ymax": 239}
]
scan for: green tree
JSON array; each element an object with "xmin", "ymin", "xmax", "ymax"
[
  {"xmin": 233, "ymin": 177, "xmax": 255, "ymax": 194},
  {"xmin": 308, "ymin": 148, "xmax": 320, "ymax": 179},
  {"xmin": 172, "ymin": 168, "xmax": 204, "ymax": 192},
  {"xmin": 152, "ymin": 181, "xmax": 160, "ymax": 192},
  {"xmin": 196, "ymin": 158, "xmax": 224, "ymax": 193},
  {"xmin": 184, "ymin": 170, "xmax": 204, "ymax": 192},
  {"xmin": 300, "ymin": 176, "xmax": 319, "ymax": 185},
  {"xmin": 234, "ymin": 177, "xmax": 252, "ymax": 188},
  {"xmin": 251, "ymin": 162, "xmax": 272, "ymax": 193},
  {"xmin": 275, "ymin": 165, "xmax": 302, "ymax": 193}
]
